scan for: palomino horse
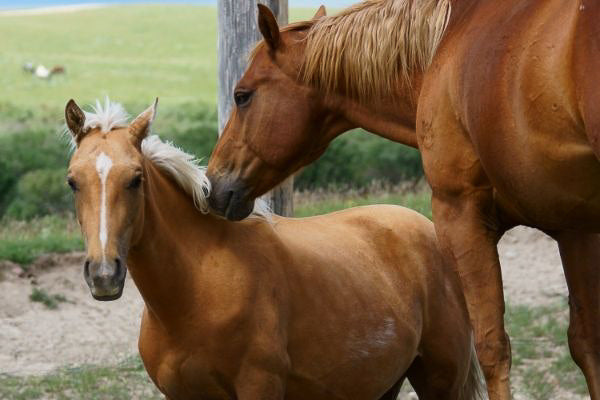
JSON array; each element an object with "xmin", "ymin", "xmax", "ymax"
[
  {"xmin": 64, "ymin": 98, "xmax": 481, "ymax": 399},
  {"xmin": 206, "ymin": 2, "xmax": 600, "ymax": 399}
]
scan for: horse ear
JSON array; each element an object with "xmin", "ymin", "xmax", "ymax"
[
  {"xmin": 313, "ymin": 5, "xmax": 326, "ymax": 20},
  {"xmin": 257, "ymin": 4, "xmax": 280, "ymax": 50},
  {"xmin": 129, "ymin": 98, "xmax": 158, "ymax": 148},
  {"xmin": 65, "ymin": 99, "xmax": 87, "ymax": 145}
]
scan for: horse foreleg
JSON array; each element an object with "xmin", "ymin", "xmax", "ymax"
[
  {"xmin": 234, "ymin": 365, "xmax": 286, "ymax": 400},
  {"xmin": 554, "ymin": 231, "xmax": 600, "ymax": 399},
  {"xmin": 432, "ymin": 193, "xmax": 510, "ymax": 400}
]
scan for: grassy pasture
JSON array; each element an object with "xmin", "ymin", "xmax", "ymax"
[
  {"xmin": 294, "ymin": 184, "xmax": 432, "ymax": 218},
  {"xmin": 0, "ymin": 214, "xmax": 82, "ymax": 265},
  {"xmin": 0, "ymin": 356, "xmax": 163, "ymax": 400},
  {"xmin": 0, "ymin": 5, "xmax": 317, "ymax": 111}
]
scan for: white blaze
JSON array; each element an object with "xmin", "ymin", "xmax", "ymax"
[{"xmin": 95, "ymin": 152, "xmax": 113, "ymax": 261}]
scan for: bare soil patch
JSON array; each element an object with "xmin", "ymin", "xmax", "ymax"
[
  {"xmin": 0, "ymin": 253, "xmax": 143, "ymax": 376},
  {"xmin": 499, "ymin": 226, "xmax": 567, "ymax": 306}
]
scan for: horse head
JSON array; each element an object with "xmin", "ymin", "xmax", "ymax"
[
  {"xmin": 206, "ymin": 5, "xmax": 355, "ymax": 221},
  {"xmin": 65, "ymin": 98, "xmax": 156, "ymax": 300}
]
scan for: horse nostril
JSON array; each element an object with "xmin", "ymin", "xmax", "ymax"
[
  {"xmin": 115, "ymin": 258, "xmax": 121, "ymax": 275},
  {"xmin": 84, "ymin": 260, "xmax": 91, "ymax": 277}
]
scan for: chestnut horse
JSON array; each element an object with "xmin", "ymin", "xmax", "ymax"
[
  {"xmin": 64, "ymin": 98, "xmax": 481, "ymax": 399},
  {"xmin": 206, "ymin": 2, "xmax": 600, "ymax": 399}
]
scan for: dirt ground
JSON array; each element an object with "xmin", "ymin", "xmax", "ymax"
[
  {"xmin": 0, "ymin": 226, "xmax": 578, "ymax": 397},
  {"xmin": 498, "ymin": 227, "xmax": 567, "ymax": 307},
  {"xmin": 0, "ymin": 252, "xmax": 143, "ymax": 376}
]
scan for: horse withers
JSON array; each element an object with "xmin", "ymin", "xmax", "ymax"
[{"xmin": 64, "ymin": 98, "xmax": 481, "ymax": 400}]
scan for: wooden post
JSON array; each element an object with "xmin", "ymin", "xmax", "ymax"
[{"xmin": 217, "ymin": 0, "xmax": 293, "ymax": 217}]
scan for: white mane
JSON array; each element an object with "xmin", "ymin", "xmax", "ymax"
[
  {"xmin": 83, "ymin": 97, "xmax": 129, "ymax": 133},
  {"xmin": 141, "ymin": 135, "xmax": 213, "ymax": 213},
  {"xmin": 80, "ymin": 99, "xmax": 270, "ymax": 218}
]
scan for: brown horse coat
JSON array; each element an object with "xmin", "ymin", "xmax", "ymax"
[
  {"xmin": 64, "ymin": 99, "xmax": 481, "ymax": 400},
  {"xmin": 206, "ymin": 2, "xmax": 600, "ymax": 399},
  {"xmin": 420, "ymin": 2, "xmax": 600, "ymax": 398}
]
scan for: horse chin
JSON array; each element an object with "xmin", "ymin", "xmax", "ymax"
[
  {"xmin": 224, "ymin": 199, "xmax": 254, "ymax": 221},
  {"xmin": 90, "ymin": 281, "xmax": 125, "ymax": 302},
  {"xmin": 206, "ymin": 177, "xmax": 256, "ymax": 220},
  {"xmin": 92, "ymin": 291, "xmax": 123, "ymax": 301}
]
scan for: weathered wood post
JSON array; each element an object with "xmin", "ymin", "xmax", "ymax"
[{"xmin": 217, "ymin": 0, "xmax": 293, "ymax": 216}]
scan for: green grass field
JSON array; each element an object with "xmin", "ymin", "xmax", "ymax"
[
  {"xmin": 0, "ymin": 356, "xmax": 163, "ymax": 400},
  {"xmin": 0, "ymin": 5, "xmax": 317, "ymax": 111},
  {"xmin": 294, "ymin": 189, "xmax": 432, "ymax": 219},
  {"xmin": 0, "ymin": 214, "xmax": 83, "ymax": 265}
]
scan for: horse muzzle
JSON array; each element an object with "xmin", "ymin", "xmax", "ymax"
[
  {"xmin": 206, "ymin": 174, "xmax": 255, "ymax": 221},
  {"xmin": 84, "ymin": 257, "xmax": 127, "ymax": 301}
]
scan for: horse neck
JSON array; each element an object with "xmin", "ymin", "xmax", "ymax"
[
  {"xmin": 297, "ymin": 0, "xmax": 452, "ymax": 148},
  {"xmin": 127, "ymin": 161, "xmax": 224, "ymax": 327},
  {"xmin": 298, "ymin": 29, "xmax": 425, "ymax": 148},
  {"xmin": 326, "ymin": 76, "xmax": 422, "ymax": 149}
]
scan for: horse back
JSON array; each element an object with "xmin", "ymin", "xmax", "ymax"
[
  {"xmin": 278, "ymin": 205, "xmax": 465, "ymax": 327},
  {"xmin": 280, "ymin": 205, "xmax": 440, "ymax": 284}
]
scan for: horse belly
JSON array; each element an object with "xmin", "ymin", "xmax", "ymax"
[
  {"xmin": 283, "ymin": 267, "xmax": 420, "ymax": 399},
  {"xmin": 478, "ymin": 127, "xmax": 600, "ymax": 231},
  {"xmin": 285, "ymin": 316, "xmax": 417, "ymax": 400},
  {"xmin": 473, "ymin": 52, "xmax": 600, "ymax": 228}
]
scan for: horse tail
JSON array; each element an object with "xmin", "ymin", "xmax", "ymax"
[{"xmin": 460, "ymin": 335, "xmax": 485, "ymax": 400}]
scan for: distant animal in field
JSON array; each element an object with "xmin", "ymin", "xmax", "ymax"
[
  {"xmin": 22, "ymin": 62, "xmax": 65, "ymax": 79},
  {"xmin": 206, "ymin": 2, "xmax": 600, "ymax": 398},
  {"xmin": 64, "ymin": 98, "xmax": 482, "ymax": 400},
  {"xmin": 49, "ymin": 65, "xmax": 65, "ymax": 76},
  {"xmin": 22, "ymin": 62, "xmax": 35, "ymax": 73}
]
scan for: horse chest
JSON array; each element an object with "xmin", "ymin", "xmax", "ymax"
[
  {"xmin": 141, "ymin": 336, "xmax": 236, "ymax": 400},
  {"xmin": 157, "ymin": 356, "xmax": 234, "ymax": 400},
  {"xmin": 139, "ymin": 314, "xmax": 242, "ymax": 400}
]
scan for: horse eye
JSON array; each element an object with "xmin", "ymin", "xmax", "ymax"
[
  {"xmin": 128, "ymin": 175, "xmax": 143, "ymax": 189},
  {"xmin": 67, "ymin": 177, "xmax": 78, "ymax": 192},
  {"xmin": 234, "ymin": 90, "xmax": 253, "ymax": 107}
]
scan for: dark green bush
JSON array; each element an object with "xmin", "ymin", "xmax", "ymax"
[
  {"xmin": 0, "ymin": 128, "xmax": 70, "ymax": 216},
  {"xmin": 295, "ymin": 129, "xmax": 423, "ymax": 190},
  {"xmin": 0, "ymin": 103, "xmax": 424, "ymax": 220},
  {"xmin": 153, "ymin": 102, "xmax": 218, "ymax": 160},
  {"xmin": 0, "ymin": 102, "xmax": 219, "ymax": 220},
  {"xmin": 5, "ymin": 168, "xmax": 73, "ymax": 220},
  {"xmin": 0, "ymin": 215, "xmax": 83, "ymax": 265},
  {"xmin": 295, "ymin": 130, "xmax": 363, "ymax": 189},
  {"xmin": 362, "ymin": 132, "xmax": 423, "ymax": 182},
  {"xmin": 0, "ymin": 157, "xmax": 18, "ymax": 216}
]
